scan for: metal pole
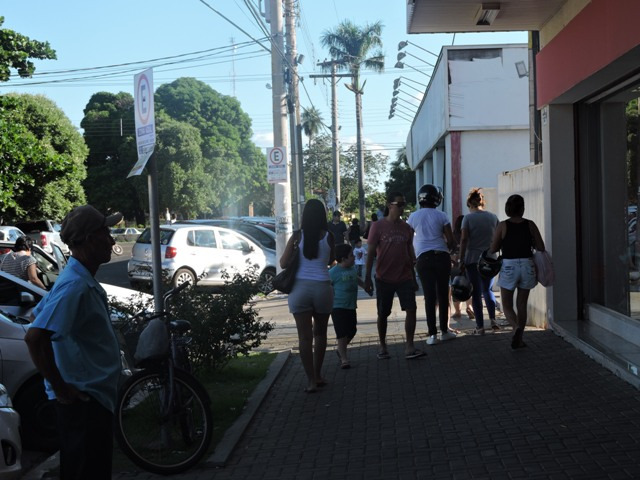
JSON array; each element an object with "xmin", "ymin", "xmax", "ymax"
[
  {"xmin": 147, "ymin": 156, "xmax": 163, "ymax": 313},
  {"xmin": 331, "ymin": 62, "xmax": 340, "ymax": 209},
  {"xmin": 270, "ymin": 0, "xmax": 293, "ymax": 267},
  {"xmin": 285, "ymin": 0, "xmax": 301, "ymax": 228}
]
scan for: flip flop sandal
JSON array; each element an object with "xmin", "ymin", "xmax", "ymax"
[
  {"xmin": 340, "ymin": 360, "xmax": 351, "ymax": 369},
  {"xmin": 405, "ymin": 349, "xmax": 426, "ymax": 359},
  {"xmin": 377, "ymin": 351, "xmax": 391, "ymax": 360}
]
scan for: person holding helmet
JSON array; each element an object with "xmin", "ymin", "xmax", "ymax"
[
  {"xmin": 407, "ymin": 184, "xmax": 457, "ymax": 345},
  {"xmin": 489, "ymin": 194, "xmax": 545, "ymax": 349},
  {"xmin": 458, "ymin": 188, "xmax": 500, "ymax": 335}
]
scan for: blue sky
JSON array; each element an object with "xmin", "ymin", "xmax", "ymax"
[{"xmin": 2, "ymin": 1, "xmax": 525, "ymax": 181}]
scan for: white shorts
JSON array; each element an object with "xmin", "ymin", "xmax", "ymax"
[
  {"xmin": 498, "ymin": 258, "xmax": 537, "ymax": 291},
  {"xmin": 287, "ymin": 279, "xmax": 333, "ymax": 314}
]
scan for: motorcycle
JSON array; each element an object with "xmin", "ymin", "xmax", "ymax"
[{"xmin": 112, "ymin": 236, "xmax": 124, "ymax": 256}]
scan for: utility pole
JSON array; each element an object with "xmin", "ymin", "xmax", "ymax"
[
  {"xmin": 269, "ymin": 0, "xmax": 292, "ymax": 265},
  {"xmin": 284, "ymin": 0, "xmax": 303, "ymax": 228},
  {"xmin": 310, "ymin": 64, "xmax": 350, "ymax": 211}
]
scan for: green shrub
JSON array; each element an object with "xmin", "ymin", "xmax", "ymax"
[{"xmin": 109, "ymin": 268, "xmax": 273, "ymax": 372}]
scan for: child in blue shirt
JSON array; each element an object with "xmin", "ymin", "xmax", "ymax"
[{"xmin": 329, "ymin": 244, "xmax": 370, "ymax": 368}]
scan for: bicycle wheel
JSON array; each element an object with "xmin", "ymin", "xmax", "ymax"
[{"xmin": 114, "ymin": 368, "xmax": 213, "ymax": 475}]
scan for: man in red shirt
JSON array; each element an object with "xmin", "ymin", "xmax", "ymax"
[{"xmin": 364, "ymin": 192, "xmax": 424, "ymax": 360}]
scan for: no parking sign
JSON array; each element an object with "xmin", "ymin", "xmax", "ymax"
[{"xmin": 267, "ymin": 146, "xmax": 288, "ymax": 184}]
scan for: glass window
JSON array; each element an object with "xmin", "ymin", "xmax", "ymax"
[
  {"xmin": 194, "ymin": 230, "xmax": 216, "ymax": 248},
  {"xmin": 219, "ymin": 230, "xmax": 249, "ymax": 251},
  {"xmin": 136, "ymin": 228, "xmax": 174, "ymax": 245}
]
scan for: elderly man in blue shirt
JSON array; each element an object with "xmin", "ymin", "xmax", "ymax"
[{"xmin": 25, "ymin": 205, "xmax": 122, "ymax": 480}]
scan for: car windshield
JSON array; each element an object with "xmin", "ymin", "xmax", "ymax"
[
  {"xmin": 111, "ymin": 228, "xmax": 126, "ymax": 234},
  {"xmin": 137, "ymin": 228, "xmax": 175, "ymax": 245}
]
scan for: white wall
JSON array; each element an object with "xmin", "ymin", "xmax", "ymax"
[
  {"xmin": 460, "ymin": 130, "xmax": 530, "ymax": 205},
  {"xmin": 407, "ymin": 57, "xmax": 448, "ymax": 170},
  {"xmin": 447, "ymin": 47, "xmax": 529, "ymax": 130}
]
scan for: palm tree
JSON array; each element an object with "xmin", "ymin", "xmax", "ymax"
[
  {"xmin": 301, "ymin": 106, "xmax": 324, "ymax": 148},
  {"xmin": 321, "ymin": 20, "xmax": 384, "ymax": 225}
]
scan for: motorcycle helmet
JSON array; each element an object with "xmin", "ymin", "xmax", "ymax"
[
  {"xmin": 418, "ymin": 184, "xmax": 443, "ymax": 208},
  {"xmin": 477, "ymin": 250, "xmax": 502, "ymax": 279},
  {"xmin": 451, "ymin": 275, "xmax": 473, "ymax": 302}
]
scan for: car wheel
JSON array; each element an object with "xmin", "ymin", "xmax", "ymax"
[
  {"xmin": 173, "ymin": 268, "xmax": 196, "ymax": 288},
  {"xmin": 14, "ymin": 376, "xmax": 59, "ymax": 452},
  {"xmin": 258, "ymin": 268, "xmax": 276, "ymax": 294}
]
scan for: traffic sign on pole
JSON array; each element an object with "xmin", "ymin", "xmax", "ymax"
[
  {"xmin": 128, "ymin": 68, "xmax": 156, "ymax": 177},
  {"xmin": 267, "ymin": 146, "xmax": 288, "ymax": 183}
]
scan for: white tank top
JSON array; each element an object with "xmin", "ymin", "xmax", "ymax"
[{"xmin": 295, "ymin": 231, "xmax": 330, "ymax": 281}]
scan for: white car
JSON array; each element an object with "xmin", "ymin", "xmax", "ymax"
[
  {"xmin": 128, "ymin": 224, "xmax": 275, "ymax": 292},
  {"xmin": 0, "ymin": 227, "xmax": 25, "ymax": 243},
  {"xmin": 0, "ymin": 228, "xmax": 26, "ymax": 255},
  {"xmin": 0, "ymin": 383, "xmax": 21, "ymax": 479}
]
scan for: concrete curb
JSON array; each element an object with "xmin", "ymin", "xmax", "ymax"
[{"xmin": 205, "ymin": 349, "xmax": 291, "ymax": 467}]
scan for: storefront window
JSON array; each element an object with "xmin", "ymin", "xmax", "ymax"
[{"xmin": 626, "ymin": 98, "xmax": 640, "ymax": 319}]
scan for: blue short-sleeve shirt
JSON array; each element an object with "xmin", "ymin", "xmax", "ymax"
[{"xmin": 30, "ymin": 257, "xmax": 121, "ymax": 412}]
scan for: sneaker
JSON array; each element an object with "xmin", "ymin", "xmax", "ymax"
[
  {"xmin": 427, "ymin": 335, "xmax": 440, "ymax": 345},
  {"xmin": 440, "ymin": 331, "xmax": 457, "ymax": 341}
]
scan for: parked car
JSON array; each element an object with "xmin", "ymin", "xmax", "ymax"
[
  {"xmin": 0, "ymin": 383, "xmax": 21, "ymax": 479},
  {"xmin": 0, "ymin": 227, "xmax": 26, "ymax": 255},
  {"xmin": 184, "ymin": 219, "xmax": 276, "ymax": 251},
  {"xmin": 111, "ymin": 227, "xmax": 142, "ymax": 242},
  {"xmin": 14, "ymin": 220, "xmax": 69, "ymax": 255},
  {"xmin": 128, "ymin": 224, "xmax": 276, "ymax": 293}
]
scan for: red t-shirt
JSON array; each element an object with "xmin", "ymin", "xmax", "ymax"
[{"xmin": 368, "ymin": 218, "xmax": 414, "ymax": 283}]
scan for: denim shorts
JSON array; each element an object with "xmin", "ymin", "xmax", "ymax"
[{"xmin": 498, "ymin": 258, "xmax": 537, "ymax": 290}]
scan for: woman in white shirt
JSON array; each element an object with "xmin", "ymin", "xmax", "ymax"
[{"xmin": 280, "ymin": 199, "xmax": 335, "ymax": 393}]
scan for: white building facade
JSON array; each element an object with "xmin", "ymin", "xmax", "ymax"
[{"xmin": 408, "ymin": 45, "xmax": 530, "ymax": 219}]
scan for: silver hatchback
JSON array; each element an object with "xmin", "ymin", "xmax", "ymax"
[{"xmin": 127, "ymin": 224, "xmax": 274, "ymax": 292}]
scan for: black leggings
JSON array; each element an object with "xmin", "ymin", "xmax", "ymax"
[{"xmin": 416, "ymin": 252, "xmax": 451, "ymax": 336}]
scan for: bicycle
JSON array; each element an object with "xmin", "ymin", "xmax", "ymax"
[{"xmin": 113, "ymin": 282, "xmax": 213, "ymax": 475}]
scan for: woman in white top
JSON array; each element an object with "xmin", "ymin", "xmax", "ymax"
[{"xmin": 280, "ymin": 199, "xmax": 335, "ymax": 393}]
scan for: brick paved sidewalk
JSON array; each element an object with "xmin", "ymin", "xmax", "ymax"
[{"xmin": 113, "ymin": 328, "xmax": 640, "ymax": 479}]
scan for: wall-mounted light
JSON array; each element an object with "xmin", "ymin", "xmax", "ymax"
[
  {"xmin": 474, "ymin": 3, "xmax": 500, "ymax": 26},
  {"xmin": 395, "ymin": 61, "xmax": 432, "ymax": 78},
  {"xmin": 515, "ymin": 60, "xmax": 529, "ymax": 78},
  {"xmin": 398, "ymin": 40, "xmax": 439, "ymax": 59},
  {"xmin": 397, "ymin": 51, "xmax": 435, "ymax": 68}
]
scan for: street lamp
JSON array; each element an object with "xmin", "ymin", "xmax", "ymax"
[
  {"xmin": 391, "ymin": 96, "xmax": 418, "ymax": 110},
  {"xmin": 398, "ymin": 40, "xmax": 439, "ymax": 58},
  {"xmin": 397, "ymin": 51, "xmax": 435, "ymax": 68},
  {"xmin": 389, "ymin": 110, "xmax": 413, "ymax": 122},
  {"xmin": 395, "ymin": 61, "xmax": 432, "ymax": 78}
]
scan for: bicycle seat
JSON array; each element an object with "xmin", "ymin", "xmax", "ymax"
[{"xmin": 168, "ymin": 319, "xmax": 191, "ymax": 334}]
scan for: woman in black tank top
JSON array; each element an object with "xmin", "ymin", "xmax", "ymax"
[{"xmin": 489, "ymin": 195, "xmax": 545, "ymax": 349}]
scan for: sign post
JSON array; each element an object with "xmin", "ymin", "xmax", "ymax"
[{"xmin": 130, "ymin": 68, "xmax": 162, "ymax": 311}]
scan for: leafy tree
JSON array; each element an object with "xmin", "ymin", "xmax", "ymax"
[
  {"xmin": 81, "ymin": 91, "xmax": 147, "ymax": 224},
  {"xmin": 302, "ymin": 134, "xmax": 387, "ymax": 215},
  {"xmin": 81, "ymin": 79, "xmax": 272, "ymax": 223},
  {"xmin": 321, "ymin": 20, "xmax": 384, "ymax": 225},
  {"xmin": 385, "ymin": 145, "xmax": 416, "ymax": 205},
  {"xmin": 0, "ymin": 16, "xmax": 56, "ymax": 82},
  {"xmin": 155, "ymin": 78, "xmax": 271, "ymax": 216},
  {"xmin": 0, "ymin": 93, "xmax": 86, "ymax": 220}
]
